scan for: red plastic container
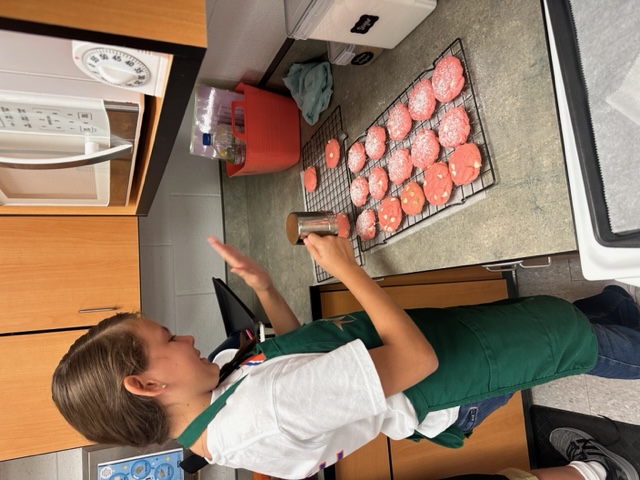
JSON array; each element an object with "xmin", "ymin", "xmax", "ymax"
[{"xmin": 227, "ymin": 83, "xmax": 300, "ymax": 176}]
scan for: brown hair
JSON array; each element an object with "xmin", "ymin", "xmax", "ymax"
[
  {"xmin": 52, "ymin": 313, "xmax": 169, "ymax": 447},
  {"xmin": 52, "ymin": 313, "xmax": 259, "ymax": 448}
]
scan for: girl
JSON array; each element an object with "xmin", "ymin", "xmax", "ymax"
[{"xmin": 52, "ymin": 234, "xmax": 640, "ymax": 479}]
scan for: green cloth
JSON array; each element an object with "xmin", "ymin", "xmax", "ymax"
[{"xmin": 282, "ymin": 62, "xmax": 333, "ymax": 125}]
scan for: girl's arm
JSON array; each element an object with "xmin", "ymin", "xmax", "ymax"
[
  {"xmin": 208, "ymin": 236, "xmax": 301, "ymax": 335},
  {"xmin": 303, "ymin": 234, "xmax": 438, "ymax": 397}
]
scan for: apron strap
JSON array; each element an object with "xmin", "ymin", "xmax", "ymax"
[{"xmin": 176, "ymin": 376, "xmax": 246, "ymax": 448}]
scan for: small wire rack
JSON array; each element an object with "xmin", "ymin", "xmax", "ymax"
[
  {"xmin": 301, "ymin": 105, "xmax": 364, "ymax": 283},
  {"xmin": 350, "ymin": 37, "xmax": 496, "ymax": 252}
]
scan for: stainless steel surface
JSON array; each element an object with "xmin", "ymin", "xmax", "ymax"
[
  {"xmin": 0, "ymin": 140, "xmax": 132, "ymax": 169},
  {"xmin": 287, "ymin": 211, "xmax": 338, "ymax": 245}
]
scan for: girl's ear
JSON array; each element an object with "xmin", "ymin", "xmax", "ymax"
[{"xmin": 123, "ymin": 375, "xmax": 166, "ymax": 397}]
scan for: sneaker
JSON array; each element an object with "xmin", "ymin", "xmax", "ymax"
[{"xmin": 549, "ymin": 427, "xmax": 638, "ymax": 480}]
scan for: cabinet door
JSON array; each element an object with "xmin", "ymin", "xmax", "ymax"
[
  {"xmin": 0, "ymin": 329, "xmax": 90, "ymax": 461},
  {"xmin": 0, "ymin": 216, "xmax": 140, "ymax": 333}
]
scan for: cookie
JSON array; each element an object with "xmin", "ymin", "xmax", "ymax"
[
  {"xmin": 408, "ymin": 78, "xmax": 436, "ymax": 121},
  {"xmin": 347, "ymin": 141, "xmax": 367, "ymax": 174},
  {"xmin": 350, "ymin": 176, "xmax": 369, "ymax": 207},
  {"xmin": 378, "ymin": 196, "xmax": 403, "ymax": 233},
  {"xmin": 438, "ymin": 106, "xmax": 470, "ymax": 148},
  {"xmin": 365, "ymin": 125, "xmax": 386, "ymax": 160},
  {"xmin": 411, "ymin": 129, "xmax": 440, "ymax": 170},
  {"xmin": 423, "ymin": 162, "xmax": 453, "ymax": 206},
  {"xmin": 400, "ymin": 181, "xmax": 426, "ymax": 215},
  {"xmin": 325, "ymin": 138, "xmax": 341, "ymax": 168},
  {"xmin": 303, "ymin": 166, "xmax": 317, "ymax": 192},
  {"xmin": 388, "ymin": 147, "xmax": 413, "ymax": 185},
  {"xmin": 386, "ymin": 103, "xmax": 412, "ymax": 141},
  {"xmin": 449, "ymin": 142, "xmax": 482, "ymax": 185},
  {"xmin": 336, "ymin": 212, "xmax": 351, "ymax": 238},
  {"xmin": 356, "ymin": 209, "xmax": 377, "ymax": 241},
  {"xmin": 368, "ymin": 166, "xmax": 389, "ymax": 201},
  {"xmin": 432, "ymin": 55, "xmax": 465, "ymax": 103}
]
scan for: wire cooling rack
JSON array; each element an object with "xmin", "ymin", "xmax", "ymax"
[
  {"xmin": 301, "ymin": 106, "xmax": 364, "ymax": 283},
  {"xmin": 350, "ymin": 37, "xmax": 496, "ymax": 251}
]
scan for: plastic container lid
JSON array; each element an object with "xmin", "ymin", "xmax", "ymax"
[
  {"xmin": 327, "ymin": 41, "xmax": 384, "ymax": 66},
  {"xmin": 285, "ymin": 0, "xmax": 333, "ymax": 39},
  {"xmin": 327, "ymin": 42, "xmax": 356, "ymax": 65}
]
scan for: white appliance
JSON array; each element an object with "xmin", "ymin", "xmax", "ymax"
[
  {"xmin": 0, "ymin": 30, "xmax": 154, "ymax": 207},
  {"xmin": 284, "ymin": 0, "xmax": 438, "ymax": 49},
  {"xmin": 542, "ymin": 0, "xmax": 640, "ymax": 287}
]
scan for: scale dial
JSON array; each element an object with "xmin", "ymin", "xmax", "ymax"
[{"xmin": 80, "ymin": 47, "xmax": 151, "ymax": 88}]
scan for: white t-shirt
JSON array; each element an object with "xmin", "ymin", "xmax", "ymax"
[{"xmin": 205, "ymin": 340, "xmax": 459, "ymax": 479}]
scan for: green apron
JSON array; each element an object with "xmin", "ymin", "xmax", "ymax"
[{"xmin": 178, "ymin": 295, "xmax": 597, "ymax": 449}]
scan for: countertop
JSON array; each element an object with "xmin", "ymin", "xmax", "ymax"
[{"xmin": 222, "ymin": 0, "xmax": 577, "ymax": 323}]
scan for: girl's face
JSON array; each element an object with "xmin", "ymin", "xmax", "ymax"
[{"xmin": 134, "ymin": 318, "xmax": 221, "ymax": 394}]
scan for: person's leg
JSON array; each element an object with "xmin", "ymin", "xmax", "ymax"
[
  {"xmin": 550, "ymin": 427, "xmax": 638, "ymax": 480},
  {"xmin": 588, "ymin": 323, "xmax": 640, "ymax": 379},
  {"xmin": 530, "ymin": 467, "xmax": 584, "ymax": 480},
  {"xmin": 451, "ymin": 393, "xmax": 513, "ymax": 432},
  {"xmin": 573, "ymin": 286, "xmax": 640, "ymax": 328}
]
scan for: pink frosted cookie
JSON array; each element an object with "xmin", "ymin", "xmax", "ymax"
[
  {"xmin": 408, "ymin": 78, "xmax": 436, "ymax": 121},
  {"xmin": 303, "ymin": 166, "xmax": 317, "ymax": 192},
  {"xmin": 365, "ymin": 125, "xmax": 386, "ymax": 160},
  {"xmin": 368, "ymin": 166, "xmax": 389, "ymax": 201},
  {"xmin": 325, "ymin": 138, "xmax": 341, "ymax": 168},
  {"xmin": 438, "ymin": 106, "xmax": 470, "ymax": 148},
  {"xmin": 356, "ymin": 209, "xmax": 377, "ymax": 241},
  {"xmin": 386, "ymin": 103, "xmax": 412, "ymax": 141},
  {"xmin": 378, "ymin": 196, "xmax": 403, "ymax": 233},
  {"xmin": 423, "ymin": 162, "xmax": 453, "ymax": 206},
  {"xmin": 411, "ymin": 129, "xmax": 440, "ymax": 170},
  {"xmin": 387, "ymin": 147, "xmax": 413, "ymax": 185},
  {"xmin": 449, "ymin": 142, "xmax": 482, "ymax": 185},
  {"xmin": 350, "ymin": 176, "xmax": 369, "ymax": 207},
  {"xmin": 347, "ymin": 141, "xmax": 367, "ymax": 174},
  {"xmin": 400, "ymin": 181, "xmax": 426, "ymax": 215},
  {"xmin": 336, "ymin": 212, "xmax": 351, "ymax": 238},
  {"xmin": 432, "ymin": 55, "xmax": 465, "ymax": 103}
]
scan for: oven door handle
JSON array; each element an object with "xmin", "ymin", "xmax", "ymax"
[{"xmin": 0, "ymin": 137, "xmax": 132, "ymax": 170}]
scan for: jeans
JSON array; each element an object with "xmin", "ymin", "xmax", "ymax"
[
  {"xmin": 452, "ymin": 286, "xmax": 640, "ymax": 432},
  {"xmin": 578, "ymin": 285, "xmax": 640, "ymax": 379}
]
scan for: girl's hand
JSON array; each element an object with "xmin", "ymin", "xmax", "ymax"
[
  {"xmin": 207, "ymin": 236, "xmax": 273, "ymax": 292},
  {"xmin": 303, "ymin": 234, "xmax": 358, "ymax": 280}
]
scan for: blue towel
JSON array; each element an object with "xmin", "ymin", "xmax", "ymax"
[{"xmin": 283, "ymin": 62, "xmax": 333, "ymax": 125}]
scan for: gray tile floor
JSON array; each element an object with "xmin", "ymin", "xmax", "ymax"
[{"xmin": 514, "ymin": 254, "xmax": 640, "ymax": 425}]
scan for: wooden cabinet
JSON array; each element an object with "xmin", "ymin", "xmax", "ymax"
[
  {"xmin": 0, "ymin": 216, "xmax": 141, "ymax": 460},
  {"xmin": 0, "ymin": 216, "xmax": 140, "ymax": 334},
  {"xmin": 313, "ymin": 265, "xmax": 530, "ymax": 480},
  {"xmin": 0, "ymin": 329, "xmax": 90, "ymax": 461},
  {"xmin": 0, "ymin": 0, "xmax": 207, "ymax": 215}
]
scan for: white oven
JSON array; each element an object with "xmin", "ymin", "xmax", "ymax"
[{"xmin": 542, "ymin": 0, "xmax": 640, "ymax": 287}]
